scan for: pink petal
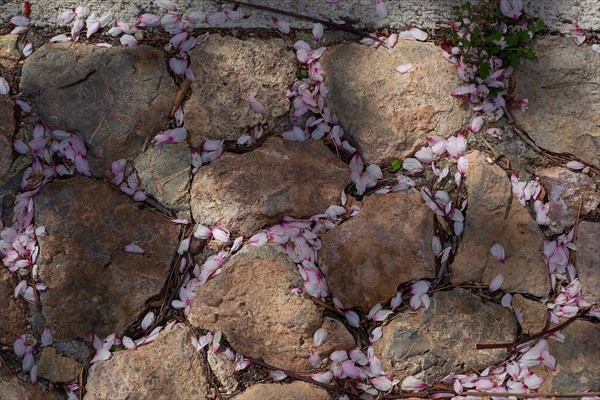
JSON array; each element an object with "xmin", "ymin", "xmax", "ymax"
[
  {"xmin": 10, "ymin": 16, "xmax": 30, "ymax": 27},
  {"xmin": 490, "ymin": 243, "xmax": 506, "ymax": 263},
  {"xmin": 90, "ymin": 348, "xmax": 111, "ymax": 363},
  {"xmin": 395, "ymin": 63, "xmax": 414, "ymax": 74},
  {"xmin": 0, "ymin": 77, "xmax": 10, "ymax": 95},
  {"xmin": 13, "ymin": 139, "xmax": 29, "ymax": 154},
  {"xmin": 369, "ymin": 326, "xmax": 383, "ymax": 343},
  {"xmin": 123, "ymin": 243, "xmax": 144, "ymax": 254},
  {"xmin": 345, "ymin": 310, "xmax": 360, "ymax": 328},
  {"xmin": 193, "ymin": 224, "xmax": 212, "ymax": 239},
  {"xmin": 375, "ymin": 0, "xmax": 388, "ymax": 18},
  {"xmin": 22, "ymin": 42, "xmax": 33, "ymax": 57},
  {"xmin": 371, "ymin": 376, "xmax": 393, "ymax": 392},
  {"xmin": 488, "ymin": 274, "xmax": 504, "ymax": 293},
  {"xmin": 469, "ymin": 115, "xmax": 484, "ymax": 133},
  {"xmin": 401, "ymin": 376, "xmax": 428, "ymax": 391},
  {"xmin": 41, "ymin": 326, "xmax": 54, "ymax": 346},
  {"xmin": 120, "ymin": 34, "xmax": 139, "ymax": 46},
  {"xmin": 269, "ymin": 370, "xmax": 287, "ymax": 381},
  {"xmin": 248, "ymin": 231, "xmax": 268, "ymax": 246},
  {"xmin": 409, "ymin": 27, "xmax": 428, "ymax": 41},
  {"xmin": 311, "ymin": 371, "xmax": 333, "ymax": 384},
  {"xmin": 141, "ymin": 311, "xmax": 155, "ymax": 330},
  {"xmin": 169, "ymin": 57, "xmax": 188, "ymax": 76},
  {"xmin": 155, "ymin": 0, "xmax": 177, "ymax": 11},
  {"xmin": 312, "ymin": 23, "xmax": 324, "ymax": 41},
  {"xmin": 566, "ymin": 160, "xmax": 586, "ymax": 170},
  {"xmin": 272, "ymin": 17, "xmax": 290, "ymax": 33},
  {"xmin": 136, "ymin": 13, "xmax": 160, "ymax": 28},
  {"xmin": 247, "ymin": 94, "xmax": 265, "ymax": 113},
  {"xmin": 313, "ymin": 328, "xmax": 327, "ymax": 347}
]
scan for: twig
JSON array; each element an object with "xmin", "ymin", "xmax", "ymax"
[
  {"xmin": 224, "ymin": 0, "xmax": 383, "ymax": 43},
  {"xmin": 171, "ymin": 78, "xmax": 191, "ymax": 116},
  {"xmin": 246, "ymin": 357, "xmax": 358, "ymax": 397},
  {"xmin": 476, "ymin": 307, "xmax": 591, "ymax": 349},
  {"xmin": 308, "ymin": 296, "xmax": 345, "ymax": 316}
]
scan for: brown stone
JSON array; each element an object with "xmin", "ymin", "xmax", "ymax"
[
  {"xmin": 188, "ymin": 244, "xmax": 355, "ymax": 372},
  {"xmin": 374, "ymin": 288, "xmax": 517, "ymax": 383},
  {"xmin": 577, "ymin": 221, "xmax": 600, "ymax": 302},
  {"xmin": 0, "ymin": 376, "xmax": 60, "ymax": 400},
  {"xmin": 511, "ymin": 294, "xmax": 547, "ymax": 335},
  {"xmin": 0, "ymin": 268, "xmax": 28, "ymax": 344},
  {"xmin": 535, "ymin": 320, "xmax": 600, "ymax": 392},
  {"xmin": 320, "ymin": 190, "xmax": 435, "ymax": 310},
  {"xmin": 84, "ymin": 324, "xmax": 210, "ymax": 400},
  {"xmin": 0, "ymin": 96, "xmax": 15, "ymax": 186},
  {"xmin": 37, "ymin": 347, "xmax": 82, "ymax": 383},
  {"xmin": 190, "ymin": 137, "xmax": 349, "ymax": 236},
  {"xmin": 450, "ymin": 151, "xmax": 550, "ymax": 297},
  {"xmin": 537, "ymin": 167, "xmax": 599, "ymax": 235},
  {"xmin": 231, "ymin": 381, "xmax": 331, "ymax": 400},
  {"xmin": 185, "ymin": 35, "xmax": 296, "ymax": 147},
  {"xmin": 513, "ymin": 36, "xmax": 600, "ymax": 167},
  {"xmin": 35, "ymin": 177, "xmax": 179, "ymax": 340},
  {"xmin": 207, "ymin": 350, "xmax": 239, "ymax": 394},
  {"xmin": 20, "ymin": 43, "xmax": 176, "ymax": 177},
  {"xmin": 0, "ymin": 35, "xmax": 21, "ymax": 68},
  {"xmin": 321, "ymin": 41, "xmax": 469, "ymax": 165},
  {"xmin": 134, "ymin": 142, "xmax": 191, "ymax": 219}
]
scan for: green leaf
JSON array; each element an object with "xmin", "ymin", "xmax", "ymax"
[{"xmin": 391, "ymin": 160, "xmax": 401, "ymax": 171}]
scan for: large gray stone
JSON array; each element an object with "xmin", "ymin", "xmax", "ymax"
[
  {"xmin": 0, "ymin": 96, "xmax": 15, "ymax": 186},
  {"xmin": 35, "ymin": 177, "xmax": 180, "ymax": 340},
  {"xmin": 20, "ymin": 43, "xmax": 176, "ymax": 177},
  {"xmin": 188, "ymin": 244, "xmax": 355, "ymax": 373},
  {"xmin": 85, "ymin": 324, "xmax": 210, "ymax": 400},
  {"xmin": 577, "ymin": 221, "xmax": 600, "ymax": 302},
  {"xmin": 374, "ymin": 288, "xmax": 517, "ymax": 383},
  {"xmin": 450, "ymin": 151, "xmax": 550, "ymax": 298},
  {"xmin": 319, "ymin": 190, "xmax": 435, "ymax": 310},
  {"xmin": 190, "ymin": 137, "xmax": 349, "ymax": 236},
  {"xmin": 321, "ymin": 40, "xmax": 469, "ymax": 165},
  {"xmin": 185, "ymin": 35, "xmax": 296, "ymax": 147},
  {"xmin": 513, "ymin": 37, "xmax": 600, "ymax": 167},
  {"xmin": 134, "ymin": 143, "xmax": 191, "ymax": 219}
]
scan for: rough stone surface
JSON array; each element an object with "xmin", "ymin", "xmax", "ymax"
[
  {"xmin": 321, "ymin": 41, "xmax": 469, "ymax": 165},
  {"xmin": 0, "ymin": 268, "xmax": 28, "ymax": 344},
  {"xmin": 207, "ymin": 351, "xmax": 239, "ymax": 394},
  {"xmin": 191, "ymin": 137, "xmax": 349, "ymax": 236},
  {"xmin": 374, "ymin": 288, "xmax": 517, "ymax": 383},
  {"xmin": 134, "ymin": 143, "xmax": 191, "ymax": 219},
  {"xmin": 188, "ymin": 244, "xmax": 355, "ymax": 372},
  {"xmin": 1, "ymin": 1, "xmax": 596, "ymax": 32},
  {"xmin": 0, "ymin": 34, "xmax": 21, "ymax": 68},
  {"xmin": 231, "ymin": 381, "xmax": 331, "ymax": 400},
  {"xmin": 450, "ymin": 151, "xmax": 550, "ymax": 297},
  {"xmin": 35, "ymin": 177, "xmax": 179, "ymax": 340},
  {"xmin": 84, "ymin": 324, "xmax": 210, "ymax": 400},
  {"xmin": 185, "ymin": 35, "xmax": 296, "ymax": 147},
  {"xmin": 577, "ymin": 221, "xmax": 600, "ymax": 302},
  {"xmin": 319, "ymin": 190, "xmax": 435, "ymax": 310},
  {"xmin": 0, "ymin": 96, "xmax": 15, "ymax": 186},
  {"xmin": 535, "ymin": 320, "xmax": 600, "ymax": 392},
  {"xmin": 0, "ymin": 375, "xmax": 59, "ymax": 400},
  {"xmin": 511, "ymin": 294, "xmax": 548, "ymax": 335},
  {"xmin": 537, "ymin": 167, "xmax": 599, "ymax": 235},
  {"xmin": 20, "ymin": 43, "xmax": 176, "ymax": 177},
  {"xmin": 37, "ymin": 347, "xmax": 82, "ymax": 383},
  {"xmin": 513, "ymin": 37, "xmax": 600, "ymax": 167}
]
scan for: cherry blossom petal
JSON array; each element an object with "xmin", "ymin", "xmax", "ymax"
[
  {"xmin": 156, "ymin": 0, "xmax": 177, "ymax": 11},
  {"xmin": 395, "ymin": 63, "xmax": 415, "ymax": 74},
  {"xmin": 311, "ymin": 371, "xmax": 333, "ymax": 384},
  {"xmin": 120, "ymin": 34, "xmax": 139, "ymax": 46},
  {"xmin": 269, "ymin": 370, "xmax": 287, "ymax": 381},
  {"xmin": 123, "ymin": 243, "xmax": 144, "ymax": 254},
  {"xmin": 375, "ymin": 0, "xmax": 388, "ymax": 18},
  {"xmin": 141, "ymin": 311, "xmax": 155, "ymax": 330},
  {"xmin": 488, "ymin": 274, "xmax": 504, "ymax": 293},
  {"xmin": 490, "ymin": 243, "xmax": 506, "ymax": 263},
  {"xmin": 345, "ymin": 310, "xmax": 360, "ymax": 328},
  {"xmin": 401, "ymin": 375, "xmax": 428, "ymax": 391},
  {"xmin": 409, "ymin": 27, "xmax": 428, "ymax": 41},
  {"xmin": 247, "ymin": 94, "xmax": 264, "ymax": 113},
  {"xmin": 313, "ymin": 328, "xmax": 327, "ymax": 347},
  {"xmin": 41, "ymin": 326, "xmax": 53, "ymax": 346},
  {"xmin": 272, "ymin": 17, "xmax": 290, "ymax": 33},
  {"xmin": 312, "ymin": 23, "xmax": 324, "ymax": 42},
  {"xmin": 566, "ymin": 160, "xmax": 586, "ymax": 170}
]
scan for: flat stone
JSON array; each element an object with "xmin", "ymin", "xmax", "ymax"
[
  {"xmin": 513, "ymin": 36, "xmax": 600, "ymax": 167},
  {"xmin": 84, "ymin": 324, "xmax": 210, "ymax": 400},
  {"xmin": 0, "ymin": 268, "xmax": 28, "ymax": 344},
  {"xmin": 134, "ymin": 143, "xmax": 191, "ymax": 219},
  {"xmin": 537, "ymin": 167, "xmax": 599, "ymax": 235},
  {"xmin": 319, "ymin": 190, "xmax": 435, "ymax": 310},
  {"xmin": 37, "ymin": 347, "xmax": 82, "ymax": 383},
  {"xmin": 450, "ymin": 151, "xmax": 550, "ymax": 298},
  {"xmin": 188, "ymin": 244, "xmax": 355, "ymax": 372},
  {"xmin": 374, "ymin": 288, "xmax": 517, "ymax": 383},
  {"xmin": 190, "ymin": 137, "xmax": 349, "ymax": 236},
  {"xmin": 185, "ymin": 35, "xmax": 296, "ymax": 147},
  {"xmin": 231, "ymin": 381, "xmax": 331, "ymax": 400},
  {"xmin": 577, "ymin": 221, "xmax": 600, "ymax": 302},
  {"xmin": 35, "ymin": 177, "xmax": 179, "ymax": 340},
  {"xmin": 20, "ymin": 43, "xmax": 176, "ymax": 177},
  {"xmin": 0, "ymin": 34, "xmax": 21, "ymax": 68},
  {"xmin": 0, "ymin": 96, "xmax": 15, "ymax": 186},
  {"xmin": 321, "ymin": 41, "xmax": 469, "ymax": 165},
  {"xmin": 535, "ymin": 320, "xmax": 600, "ymax": 392},
  {"xmin": 511, "ymin": 294, "xmax": 547, "ymax": 335}
]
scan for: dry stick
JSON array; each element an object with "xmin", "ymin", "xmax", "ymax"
[
  {"xmin": 225, "ymin": 0, "xmax": 383, "ymax": 42},
  {"xmin": 309, "ymin": 296, "xmax": 345, "ymax": 317},
  {"xmin": 246, "ymin": 357, "xmax": 358, "ymax": 398},
  {"xmin": 476, "ymin": 307, "xmax": 591, "ymax": 350},
  {"xmin": 171, "ymin": 78, "xmax": 191, "ymax": 116}
]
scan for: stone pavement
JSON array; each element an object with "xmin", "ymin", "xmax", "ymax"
[{"xmin": 0, "ymin": 5, "xmax": 599, "ymax": 400}]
